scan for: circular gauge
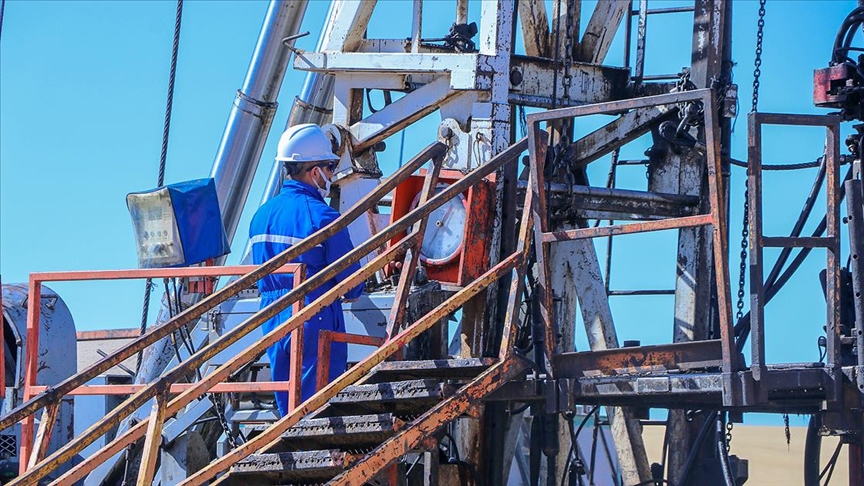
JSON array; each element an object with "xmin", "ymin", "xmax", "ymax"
[{"xmin": 409, "ymin": 184, "xmax": 467, "ymax": 265}]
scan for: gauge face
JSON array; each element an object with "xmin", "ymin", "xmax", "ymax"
[{"xmin": 410, "ymin": 184, "xmax": 467, "ymax": 265}]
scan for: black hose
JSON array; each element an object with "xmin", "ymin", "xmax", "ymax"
[
  {"xmin": 560, "ymin": 407, "xmax": 599, "ymax": 486},
  {"xmin": 716, "ymin": 415, "xmax": 735, "ymax": 486},
  {"xmin": 677, "ymin": 411, "xmax": 718, "ymax": 485},
  {"xmin": 804, "ymin": 415, "xmax": 822, "ymax": 486},
  {"xmin": 832, "ymin": 8, "xmax": 864, "ymax": 63}
]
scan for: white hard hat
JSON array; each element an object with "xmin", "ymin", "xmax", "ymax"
[{"xmin": 275, "ymin": 123, "xmax": 339, "ymax": 163}]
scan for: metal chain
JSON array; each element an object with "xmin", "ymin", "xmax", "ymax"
[
  {"xmin": 736, "ymin": 0, "xmax": 767, "ymax": 323},
  {"xmin": 751, "ymin": 0, "xmax": 767, "ymax": 114},
  {"xmin": 561, "ymin": 0, "xmax": 574, "ymax": 107},
  {"xmin": 550, "ymin": 0, "xmax": 563, "ymax": 109},
  {"xmin": 726, "ymin": 421, "xmax": 734, "ymax": 447}
]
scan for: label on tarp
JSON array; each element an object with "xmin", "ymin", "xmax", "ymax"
[{"xmin": 127, "ymin": 178, "xmax": 230, "ymax": 268}]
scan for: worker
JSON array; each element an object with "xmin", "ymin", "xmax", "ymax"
[{"xmin": 249, "ymin": 123, "xmax": 364, "ymax": 417}]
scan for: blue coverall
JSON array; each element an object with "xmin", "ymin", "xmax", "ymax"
[{"xmin": 250, "ymin": 179, "xmax": 364, "ymax": 417}]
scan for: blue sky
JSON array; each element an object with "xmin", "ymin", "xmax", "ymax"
[{"xmin": 0, "ymin": 0, "xmax": 859, "ymax": 427}]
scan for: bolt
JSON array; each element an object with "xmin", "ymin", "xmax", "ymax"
[{"xmin": 510, "ymin": 67, "xmax": 523, "ymax": 86}]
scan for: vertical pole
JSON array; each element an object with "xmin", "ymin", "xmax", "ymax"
[
  {"xmin": 850, "ymin": 440, "xmax": 864, "ymax": 486},
  {"xmin": 667, "ymin": 1, "xmax": 733, "ymax": 480},
  {"xmin": 634, "ymin": 0, "xmax": 648, "ymax": 82},
  {"xmin": 137, "ymin": 385, "xmax": 169, "ymax": 486},
  {"xmin": 387, "ymin": 155, "xmax": 444, "ymax": 339},
  {"xmin": 411, "ymin": 0, "xmax": 422, "ymax": 54},
  {"xmin": 826, "ymin": 123, "xmax": 842, "ymax": 373},
  {"xmin": 288, "ymin": 326, "xmax": 304, "ymax": 411},
  {"xmin": 19, "ymin": 277, "xmax": 41, "ymax": 475},
  {"xmin": 289, "ymin": 266, "xmax": 306, "ymax": 411},
  {"xmin": 624, "ymin": 0, "xmax": 633, "ymax": 68},
  {"xmin": 316, "ymin": 330, "xmax": 333, "ymax": 392},
  {"xmin": 748, "ymin": 113, "xmax": 766, "ymax": 382},
  {"xmin": 459, "ymin": 3, "xmax": 514, "ymax": 483},
  {"xmin": 456, "ymin": 0, "xmax": 468, "ymax": 25},
  {"xmin": 423, "ymin": 450, "xmax": 439, "ymax": 486},
  {"xmin": 704, "ymin": 93, "xmax": 736, "ymax": 404},
  {"xmin": 527, "ymin": 123, "xmax": 554, "ymax": 373},
  {"xmin": 29, "ymin": 402, "xmax": 60, "ymax": 468},
  {"xmin": 846, "ymin": 178, "xmax": 864, "ymax": 394}
]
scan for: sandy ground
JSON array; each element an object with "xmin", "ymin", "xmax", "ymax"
[{"xmin": 641, "ymin": 425, "xmax": 850, "ymax": 486}]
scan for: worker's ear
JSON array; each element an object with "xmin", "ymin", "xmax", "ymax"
[{"xmin": 312, "ymin": 165, "xmax": 327, "ymax": 182}]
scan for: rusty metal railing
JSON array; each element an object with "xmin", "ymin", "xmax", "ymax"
[
  {"xmin": 523, "ymin": 89, "xmax": 736, "ymax": 401},
  {"xmin": 16, "ymin": 264, "xmax": 306, "ymax": 476},
  {"xmin": 5, "ymin": 141, "xmax": 455, "ymax": 485},
  {"xmin": 8, "ymin": 136, "xmax": 535, "ymax": 485},
  {"xmin": 176, "ymin": 138, "xmax": 533, "ymax": 486}
]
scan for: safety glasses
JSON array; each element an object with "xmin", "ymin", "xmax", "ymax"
[{"xmin": 308, "ymin": 161, "xmax": 338, "ymax": 173}]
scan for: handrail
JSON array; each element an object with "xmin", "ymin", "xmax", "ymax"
[
  {"xmin": 49, "ymin": 236, "xmax": 418, "ymax": 486},
  {"xmin": 16, "ymin": 264, "xmax": 305, "ymax": 473},
  {"xmin": 6, "ymin": 142, "xmax": 446, "ymax": 485},
  {"xmin": 17, "ymin": 138, "xmax": 528, "ymax": 485},
  {"xmin": 0, "ymin": 141, "xmax": 446, "ymax": 436},
  {"xmin": 184, "ymin": 251, "xmax": 527, "ymax": 486}
]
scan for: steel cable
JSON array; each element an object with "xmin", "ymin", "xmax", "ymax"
[
  {"xmin": 136, "ymin": 0, "xmax": 184, "ymax": 373},
  {"xmin": 727, "ymin": 155, "xmax": 851, "ymax": 171}
]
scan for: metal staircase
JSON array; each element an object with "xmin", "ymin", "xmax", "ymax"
[
  {"xmin": 226, "ymin": 358, "xmax": 494, "ymax": 485},
  {"xmin": 2, "ymin": 137, "xmax": 535, "ymax": 486}
]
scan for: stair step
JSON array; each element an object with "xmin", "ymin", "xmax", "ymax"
[
  {"xmin": 229, "ymin": 449, "xmax": 356, "ymax": 484},
  {"xmin": 363, "ymin": 358, "xmax": 493, "ymax": 384},
  {"xmin": 323, "ymin": 379, "xmax": 453, "ymax": 416},
  {"xmin": 247, "ymin": 413, "xmax": 405, "ymax": 452}
]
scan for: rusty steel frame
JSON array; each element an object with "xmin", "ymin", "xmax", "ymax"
[
  {"xmin": 176, "ymin": 144, "xmax": 530, "ymax": 486},
  {"xmin": 315, "ymin": 331, "xmax": 386, "ymax": 391},
  {"xmin": 16, "ymin": 264, "xmax": 306, "ymax": 474},
  {"xmin": 386, "ymin": 150, "xmax": 443, "ymax": 341},
  {"xmin": 138, "ymin": 385, "xmax": 170, "ymax": 486},
  {"xmin": 29, "ymin": 382, "xmax": 294, "ymax": 395},
  {"xmin": 553, "ymin": 340, "xmax": 724, "ymax": 377},
  {"xmin": 525, "ymin": 89, "xmax": 737, "ymax": 403},
  {"xmin": 184, "ymin": 251, "xmax": 527, "ymax": 486},
  {"xmin": 309, "ymin": 145, "xmax": 542, "ymax": 486},
  {"xmin": 9, "ymin": 142, "xmax": 446, "ymax": 485},
  {"xmin": 747, "ymin": 113, "xmax": 842, "ymax": 384},
  {"xmin": 19, "ymin": 139, "xmax": 526, "ymax": 486},
  {"xmin": 2, "ymin": 141, "xmax": 447, "ymax": 449},
  {"xmin": 47, "ymin": 237, "xmax": 411, "ymax": 486},
  {"xmin": 327, "ymin": 358, "xmax": 530, "ymax": 486}
]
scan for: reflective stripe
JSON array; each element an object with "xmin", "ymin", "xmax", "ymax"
[{"xmin": 249, "ymin": 234, "xmax": 323, "ymax": 248}]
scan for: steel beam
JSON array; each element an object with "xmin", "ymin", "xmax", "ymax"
[
  {"xmin": 518, "ymin": 0, "xmax": 550, "ymax": 57},
  {"xmin": 572, "ymin": 106, "xmax": 676, "ymax": 167},
  {"xmin": 576, "ymin": 0, "xmax": 629, "ymax": 64},
  {"xmin": 553, "ymin": 340, "xmax": 723, "ymax": 377}
]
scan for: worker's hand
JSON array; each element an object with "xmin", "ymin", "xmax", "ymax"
[{"xmin": 342, "ymin": 297, "xmax": 359, "ymax": 303}]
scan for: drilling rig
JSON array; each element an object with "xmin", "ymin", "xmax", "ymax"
[{"xmin": 2, "ymin": 0, "xmax": 864, "ymax": 485}]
